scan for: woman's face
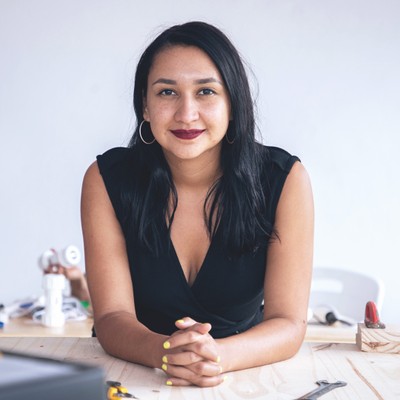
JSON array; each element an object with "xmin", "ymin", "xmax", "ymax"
[{"xmin": 143, "ymin": 45, "xmax": 231, "ymax": 162}]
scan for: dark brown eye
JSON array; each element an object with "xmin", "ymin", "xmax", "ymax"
[
  {"xmin": 199, "ymin": 88, "xmax": 215, "ymax": 95},
  {"xmin": 159, "ymin": 89, "xmax": 176, "ymax": 96}
]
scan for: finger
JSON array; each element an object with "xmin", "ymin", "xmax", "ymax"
[
  {"xmin": 162, "ymin": 351, "xmax": 203, "ymax": 366},
  {"xmin": 163, "ymin": 339, "xmax": 220, "ymax": 363},
  {"xmin": 193, "ymin": 322, "xmax": 212, "ymax": 335},
  {"xmin": 163, "ymin": 326, "xmax": 220, "ymax": 363},
  {"xmin": 186, "ymin": 360, "xmax": 223, "ymax": 377},
  {"xmin": 175, "ymin": 317, "xmax": 197, "ymax": 329},
  {"xmin": 163, "ymin": 328, "xmax": 204, "ymax": 349},
  {"xmin": 164, "ymin": 377, "xmax": 192, "ymax": 387},
  {"xmin": 164, "ymin": 323, "xmax": 212, "ymax": 349},
  {"xmin": 64, "ymin": 266, "xmax": 84, "ymax": 280},
  {"xmin": 161, "ymin": 362, "xmax": 197, "ymax": 381},
  {"xmin": 166, "ymin": 374, "xmax": 225, "ymax": 388},
  {"xmin": 175, "ymin": 318, "xmax": 212, "ymax": 334},
  {"xmin": 192, "ymin": 375, "xmax": 225, "ymax": 388},
  {"xmin": 162, "ymin": 362, "xmax": 223, "ymax": 381},
  {"xmin": 177, "ymin": 341, "xmax": 221, "ymax": 364}
]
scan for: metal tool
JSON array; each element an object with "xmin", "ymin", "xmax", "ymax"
[
  {"xmin": 364, "ymin": 301, "xmax": 385, "ymax": 329},
  {"xmin": 106, "ymin": 380, "xmax": 139, "ymax": 399},
  {"xmin": 296, "ymin": 380, "xmax": 347, "ymax": 399}
]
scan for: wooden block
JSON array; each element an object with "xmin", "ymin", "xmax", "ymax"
[{"xmin": 356, "ymin": 323, "xmax": 400, "ymax": 353}]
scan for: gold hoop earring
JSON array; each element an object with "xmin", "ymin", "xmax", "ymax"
[{"xmin": 139, "ymin": 120, "xmax": 155, "ymax": 145}]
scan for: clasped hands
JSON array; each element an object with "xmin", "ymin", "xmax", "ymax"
[{"xmin": 160, "ymin": 317, "xmax": 225, "ymax": 387}]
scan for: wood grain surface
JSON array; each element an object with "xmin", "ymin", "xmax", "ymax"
[{"xmin": 1, "ymin": 337, "xmax": 399, "ymax": 399}]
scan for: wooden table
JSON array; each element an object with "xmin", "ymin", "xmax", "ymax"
[
  {"xmin": 1, "ymin": 318, "xmax": 358, "ymax": 343},
  {"xmin": 1, "ymin": 336, "xmax": 399, "ymax": 399},
  {"xmin": 0, "ymin": 317, "xmax": 94, "ymax": 337}
]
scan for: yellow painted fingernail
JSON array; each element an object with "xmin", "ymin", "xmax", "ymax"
[
  {"xmin": 162, "ymin": 355, "xmax": 168, "ymax": 363},
  {"xmin": 166, "ymin": 380, "xmax": 173, "ymax": 386},
  {"xmin": 176, "ymin": 319, "xmax": 185, "ymax": 324},
  {"xmin": 162, "ymin": 363, "xmax": 168, "ymax": 371},
  {"xmin": 163, "ymin": 341, "xmax": 170, "ymax": 349},
  {"xmin": 219, "ymin": 365, "xmax": 223, "ymax": 374},
  {"xmin": 216, "ymin": 355, "xmax": 221, "ymax": 363},
  {"xmin": 223, "ymin": 375, "xmax": 228, "ymax": 381}
]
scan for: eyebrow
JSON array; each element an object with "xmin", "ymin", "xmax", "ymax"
[{"xmin": 152, "ymin": 77, "xmax": 223, "ymax": 86}]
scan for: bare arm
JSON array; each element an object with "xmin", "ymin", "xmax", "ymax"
[
  {"xmin": 216, "ymin": 161, "xmax": 314, "ymax": 371},
  {"xmin": 81, "ymin": 160, "xmax": 313, "ymax": 386},
  {"xmin": 164, "ymin": 161, "xmax": 314, "ymax": 379},
  {"xmin": 81, "ymin": 162, "xmax": 168, "ymax": 368}
]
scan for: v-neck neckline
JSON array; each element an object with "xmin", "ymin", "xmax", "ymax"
[{"xmin": 168, "ymin": 228, "xmax": 218, "ymax": 289}]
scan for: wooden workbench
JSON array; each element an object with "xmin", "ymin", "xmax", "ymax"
[
  {"xmin": 0, "ymin": 316, "xmax": 94, "ymax": 337},
  {"xmin": 1, "ymin": 336, "xmax": 399, "ymax": 399},
  {"xmin": 0, "ymin": 318, "xmax": 358, "ymax": 343}
]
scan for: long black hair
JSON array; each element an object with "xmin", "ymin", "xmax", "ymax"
[{"xmin": 124, "ymin": 21, "xmax": 271, "ymax": 256}]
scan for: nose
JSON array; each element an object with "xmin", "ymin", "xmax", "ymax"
[{"xmin": 174, "ymin": 95, "xmax": 199, "ymax": 123}]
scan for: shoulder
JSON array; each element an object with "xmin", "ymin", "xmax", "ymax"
[
  {"xmin": 259, "ymin": 144, "xmax": 311, "ymax": 195},
  {"xmin": 82, "ymin": 147, "xmax": 130, "ymax": 187},
  {"xmin": 82, "ymin": 147, "xmax": 133, "ymax": 211},
  {"xmin": 257, "ymin": 144, "xmax": 312, "ymax": 222},
  {"xmin": 94, "ymin": 146, "xmax": 136, "ymax": 197},
  {"xmin": 276, "ymin": 155, "xmax": 313, "ymax": 223},
  {"xmin": 259, "ymin": 145, "xmax": 300, "ymax": 175},
  {"xmin": 96, "ymin": 147, "xmax": 131, "ymax": 175},
  {"xmin": 281, "ymin": 160, "xmax": 312, "ymax": 200},
  {"xmin": 257, "ymin": 144, "xmax": 301, "ymax": 195},
  {"xmin": 273, "ymin": 161, "xmax": 314, "ymax": 254},
  {"xmin": 81, "ymin": 161, "xmax": 106, "ymax": 202}
]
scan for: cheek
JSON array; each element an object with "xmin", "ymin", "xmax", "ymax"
[
  {"xmin": 147, "ymin": 102, "xmax": 172, "ymax": 122},
  {"xmin": 147, "ymin": 107, "xmax": 171, "ymax": 138},
  {"xmin": 204, "ymin": 99, "xmax": 229, "ymax": 117},
  {"xmin": 209, "ymin": 104, "xmax": 230, "ymax": 129},
  {"xmin": 215, "ymin": 97, "xmax": 231, "ymax": 119}
]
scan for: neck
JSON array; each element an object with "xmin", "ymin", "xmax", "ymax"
[{"xmin": 163, "ymin": 147, "xmax": 222, "ymax": 190}]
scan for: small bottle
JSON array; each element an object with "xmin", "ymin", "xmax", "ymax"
[{"xmin": 42, "ymin": 274, "xmax": 66, "ymax": 327}]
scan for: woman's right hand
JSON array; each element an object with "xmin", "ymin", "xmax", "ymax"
[{"xmin": 160, "ymin": 317, "xmax": 225, "ymax": 387}]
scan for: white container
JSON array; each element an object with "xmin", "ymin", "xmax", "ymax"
[{"xmin": 42, "ymin": 274, "xmax": 66, "ymax": 327}]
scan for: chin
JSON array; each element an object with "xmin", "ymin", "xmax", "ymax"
[
  {"xmin": 162, "ymin": 141, "xmax": 222, "ymax": 163},
  {"xmin": 163, "ymin": 145, "xmax": 204, "ymax": 160},
  {"xmin": 171, "ymin": 151, "xmax": 204, "ymax": 161}
]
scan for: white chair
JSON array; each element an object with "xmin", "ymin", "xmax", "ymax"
[{"xmin": 309, "ymin": 267, "xmax": 385, "ymax": 323}]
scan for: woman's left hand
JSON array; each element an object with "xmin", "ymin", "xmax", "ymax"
[{"xmin": 160, "ymin": 317, "xmax": 224, "ymax": 387}]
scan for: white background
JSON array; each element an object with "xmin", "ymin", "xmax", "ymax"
[{"xmin": 1, "ymin": 0, "xmax": 399, "ymax": 323}]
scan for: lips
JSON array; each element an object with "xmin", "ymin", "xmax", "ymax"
[{"xmin": 170, "ymin": 129, "xmax": 205, "ymax": 140}]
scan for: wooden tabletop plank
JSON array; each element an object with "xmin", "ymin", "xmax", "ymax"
[
  {"xmin": 0, "ymin": 318, "xmax": 359, "ymax": 343},
  {"xmin": 1, "ymin": 337, "xmax": 399, "ymax": 399},
  {"xmin": 0, "ymin": 317, "xmax": 93, "ymax": 337}
]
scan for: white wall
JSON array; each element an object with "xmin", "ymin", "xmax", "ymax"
[{"xmin": 1, "ymin": 0, "xmax": 399, "ymax": 323}]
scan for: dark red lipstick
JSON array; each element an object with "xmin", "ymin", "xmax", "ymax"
[{"xmin": 170, "ymin": 129, "xmax": 205, "ymax": 140}]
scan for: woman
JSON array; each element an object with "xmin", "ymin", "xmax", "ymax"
[{"xmin": 81, "ymin": 21, "xmax": 314, "ymax": 387}]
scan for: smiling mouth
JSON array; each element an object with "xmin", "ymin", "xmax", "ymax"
[{"xmin": 170, "ymin": 129, "xmax": 205, "ymax": 140}]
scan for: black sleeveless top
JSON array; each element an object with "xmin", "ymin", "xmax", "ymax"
[{"xmin": 97, "ymin": 145, "xmax": 299, "ymax": 338}]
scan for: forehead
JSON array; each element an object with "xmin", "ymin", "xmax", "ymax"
[{"xmin": 149, "ymin": 45, "xmax": 222, "ymax": 81}]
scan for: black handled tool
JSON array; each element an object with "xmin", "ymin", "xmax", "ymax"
[{"xmin": 295, "ymin": 380, "xmax": 347, "ymax": 399}]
